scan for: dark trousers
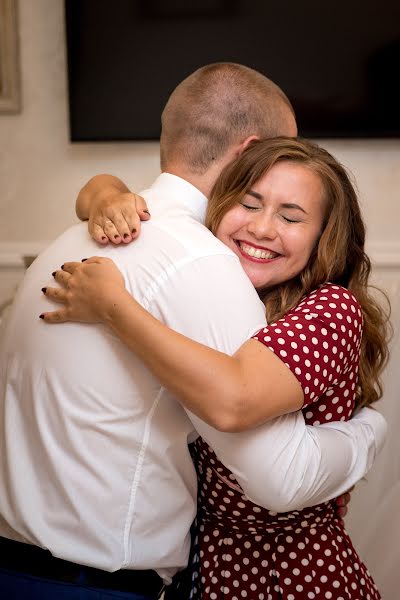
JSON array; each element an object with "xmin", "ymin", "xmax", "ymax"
[
  {"xmin": 0, "ymin": 568, "xmax": 154, "ymax": 599},
  {"xmin": 0, "ymin": 537, "xmax": 164, "ymax": 600}
]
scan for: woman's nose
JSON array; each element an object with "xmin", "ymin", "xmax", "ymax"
[{"xmin": 247, "ymin": 214, "xmax": 277, "ymax": 240}]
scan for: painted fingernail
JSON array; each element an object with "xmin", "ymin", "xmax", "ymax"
[
  {"xmin": 41, "ymin": 287, "xmax": 47, "ymax": 294},
  {"xmin": 131, "ymin": 228, "xmax": 137, "ymax": 234},
  {"xmin": 81, "ymin": 258, "xmax": 87, "ymax": 262},
  {"xmin": 52, "ymin": 271, "xmax": 56, "ymax": 277},
  {"xmin": 101, "ymin": 236, "xmax": 107, "ymax": 241},
  {"xmin": 123, "ymin": 233, "xmax": 130, "ymax": 239},
  {"xmin": 114, "ymin": 235, "xmax": 120, "ymax": 240},
  {"xmin": 143, "ymin": 209, "xmax": 150, "ymax": 215},
  {"xmin": 39, "ymin": 314, "xmax": 44, "ymax": 319},
  {"xmin": 61, "ymin": 264, "xmax": 65, "ymax": 270}
]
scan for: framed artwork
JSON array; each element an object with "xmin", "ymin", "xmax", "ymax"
[{"xmin": 0, "ymin": 0, "xmax": 20, "ymax": 113}]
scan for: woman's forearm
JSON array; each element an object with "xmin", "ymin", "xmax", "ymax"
[
  {"xmin": 44, "ymin": 257, "xmax": 303, "ymax": 429},
  {"xmin": 103, "ymin": 290, "xmax": 302, "ymax": 432},
  {"xmin": 104, "ymin": 289, "xmax": 249, "ymax": 431},
  {"xmin": 76, "ymin": 175, "xmax": 131, "ymax": 221}
]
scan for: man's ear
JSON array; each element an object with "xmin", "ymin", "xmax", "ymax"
[{"xmin": 235, "ymin": 135, "xmax": 259, "ymax": 156}]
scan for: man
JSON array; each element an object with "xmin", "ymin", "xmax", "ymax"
[{"xmin": 0, "ymin": 63, "xmax": 385, "ymax": 600}]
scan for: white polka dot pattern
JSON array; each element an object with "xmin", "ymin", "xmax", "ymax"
[
  {"xmin": 171, "ymin": 284, "xmax": 380, "ymax": 600},
  {"xmin": 253, "ymin": 284, "xmax": 363, "ymax": 424}
]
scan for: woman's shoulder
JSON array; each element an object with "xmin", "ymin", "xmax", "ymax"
[
  {"xmin": 257, "ymin": 283, "xmax": 363, "ymax": 415},
  {"xmin": 292, "ymin": 283, "xmax": 362, "ymax": 319},
  {"xmin": 259, "ymin": 282, "xmax": 363, "ymax": 354},
  {"xmin": 255, "ymin": 283, "xmax": 363, "ymax": 354},
  {"xmin": 298, "ymin": 282, "xmax": 359, "ymax": 305}
]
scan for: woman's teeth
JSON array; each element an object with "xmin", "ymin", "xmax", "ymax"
[{"xmin": 239, "ymin": 242, "xmax": 278, "ymax": 260}]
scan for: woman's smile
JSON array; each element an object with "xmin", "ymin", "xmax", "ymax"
[{"xmin": 235, "ymin": 240, "xmax": 281, "ymax": 262}]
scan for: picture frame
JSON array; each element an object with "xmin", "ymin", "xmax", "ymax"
[{"xmin": 0, "ymin": 0, "xmax": 21, "ymax": 113}]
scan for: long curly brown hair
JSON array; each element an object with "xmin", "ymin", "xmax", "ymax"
[{"xmin": 206, "ymin": 137, "xmax": 391, "ymax": 409}]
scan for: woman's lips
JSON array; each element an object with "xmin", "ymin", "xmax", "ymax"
[{"xmin": 236, "ymin": 241, "xmax": 281, "ymax": 262}]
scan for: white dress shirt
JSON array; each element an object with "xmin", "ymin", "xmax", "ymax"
[{"xmin": 0, "ymin": 173, "xmax": 386, "ymax": 582}]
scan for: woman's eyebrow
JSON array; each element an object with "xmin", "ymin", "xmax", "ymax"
[{"xmin": 247, "ymin": 190, "xmax": 263, "ymax": 200}]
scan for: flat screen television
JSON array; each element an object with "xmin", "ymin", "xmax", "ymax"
[{"xmin": 65, "ymin": 0, "xmax": 400, "ymax": 141}]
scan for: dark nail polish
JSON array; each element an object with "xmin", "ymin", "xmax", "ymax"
[
  {"xmin": 123, "ymin": 233, "xmax": 130, "ymax": 239},
  {"xmin": 52, "ymin": 271, "xmax": 56, "ymax": 277},
  {"xmin": 114, "ymin": 235, "xmax": 120, "ymax": 240},
  {"xmin": 81, "ymin": 258, "xmax": 87, "ymax": 262},
  {"xmin": 41, "ymin": 287, "xmax": 47, "ymax": 294},
  {"xmin": 131, "ymin": 228, "xmax": 137, "ymax": 234},
  {"xmin": 143, "ymin": 209, "xmax": 150, "ymax": 215},
  {"xmin": 61, "ymin": 264, "xmax": 65, "ymax": 270},
  {"xmin": 39, "ymin": 314, "xmax": 44, "ymax": 319}
]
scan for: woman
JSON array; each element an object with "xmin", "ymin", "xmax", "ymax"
[{"xmin": 43, "ymin": 138, "xmax": 389, "ymax": 599}]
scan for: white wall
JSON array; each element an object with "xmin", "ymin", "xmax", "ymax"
[
  {"xmin": 346, "ymin": 268, "xmax": 400, "ymax": 599},
  {"xmin": 0, "ymin": 1, "xmax": 399, "ymax": 256},
  {"xmin": 1, "ymin": 1, "xmax": 399, "ymax": 597},
  {"xmin": 0, "ymin": 0, "xmax": 160, "ymax": 246}
]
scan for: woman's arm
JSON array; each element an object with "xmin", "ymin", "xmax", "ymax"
[
  {"xmin": 76, "ymin": 174, "xmax": 150, "ymax": 244},
  {"xmin": 41, "ymin": 258, "xmax": 387, "ymax": 512},
  {"xmin": 42, "ymin": 257, "xmax": 303, "ymax": 432}
]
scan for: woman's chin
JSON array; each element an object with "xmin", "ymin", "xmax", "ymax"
[
  {"xmin": 248, "ymin": 274, "xmax": 285, "ymax": 293},
  {"xmin": 240, "ymin": 259, "xmax": 283, "ymax": 292}
]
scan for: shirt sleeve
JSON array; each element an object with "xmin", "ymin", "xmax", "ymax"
[
  {"xmin": 252, "ymin": 285, "xmax": 363, "ymax": 408},
  {"xmin": 152, "ymin": 267, "xmax": 385, "ymax": 511},
  {"xmin": 188, "ymin": 406, "xmax": 387, "ymax": 512}
]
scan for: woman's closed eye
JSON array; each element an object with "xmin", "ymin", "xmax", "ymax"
[
  {"xmin": 240, "ymin": 201, "xmax": 261, "ymax": 211},
  {"xmin": 281, "ymin": 214, "xmax": 301, "ymax": 223},
  {"xmin": 240, "ymin": 190, "xmax": 264, "ymax": 211}
]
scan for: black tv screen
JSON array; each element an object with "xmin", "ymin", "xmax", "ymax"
[{"xmin": 65, "ymin": 0, "xmax": 400, "ymax": 141}]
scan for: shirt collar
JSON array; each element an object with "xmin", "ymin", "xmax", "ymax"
[{"xmin": 149, "ymin": 173, "xmax": 208, "ymax": 224}]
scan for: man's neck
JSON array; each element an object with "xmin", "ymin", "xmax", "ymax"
[{"xmin": 162, "ymin": 137, "xmax": 255, "ymax": 199}]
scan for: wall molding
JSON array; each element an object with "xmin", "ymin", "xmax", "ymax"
[
  {"xmin": 366, "ymin": 241, "xmax": 400, "ymax": 269},
  {"xmin": 0, "ymin": 242, "xmax": 48, "ymax": 268},
  {"xmin": 0, "ymin": 240, "xmax": 400, "ymax": 269}
]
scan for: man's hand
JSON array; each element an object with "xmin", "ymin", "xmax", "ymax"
[
  {"xmin": 41, "ymin": 257, "xmax": 127, "ymax": 324},
  {"xmin": 76, "ymin": 174, "xmax": 151, "ymax": 245},
  {"xmin": 334, "ymin": 487, "xmax": 354, "ymax": 519}
]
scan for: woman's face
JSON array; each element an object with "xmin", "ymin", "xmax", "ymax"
[{"xmin": 216, "ymin": 161, "xmax": 326, "ymax": 291}]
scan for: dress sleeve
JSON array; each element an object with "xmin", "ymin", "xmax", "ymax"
[{"xmin": 253, "ymin": 284, "xmax": 363, "ymax": 408}]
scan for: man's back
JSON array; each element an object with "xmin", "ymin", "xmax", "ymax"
[{"xmin": 0, "ymin": 174, "xmax": 266, "ymax": 578}]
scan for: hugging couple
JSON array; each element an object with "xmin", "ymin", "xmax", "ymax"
[{"xmin": 0, "ymin": 63, "xmax": 390, "ymax": 600}]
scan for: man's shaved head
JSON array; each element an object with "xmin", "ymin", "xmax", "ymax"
[{"xmin": 160, "ymin": 62, "xmax": 297, "ymax": 175}]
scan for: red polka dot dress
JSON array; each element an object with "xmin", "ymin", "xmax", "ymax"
[{"xmin": 187, "ymin": 284, "xmax": 381, "ymax": 600}]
